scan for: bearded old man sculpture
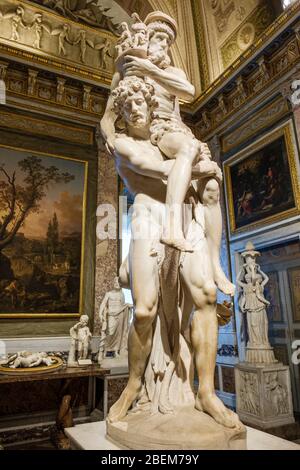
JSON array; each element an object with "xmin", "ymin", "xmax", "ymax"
[{"xmin": 100, "ymin": 11, "xmax": 246, "ymax": 450}]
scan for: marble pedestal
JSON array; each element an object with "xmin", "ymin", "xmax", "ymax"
[
  {"xmin": 65, "ymin": 420, "xmax": 300, "ymax": 450},
  {"xmin": 107, "ymin": 406, "xmax": 247, "ymax": 450},
  {"xmin": 235, "ymin": 362, "xmax": 295, "ymax": 429}
]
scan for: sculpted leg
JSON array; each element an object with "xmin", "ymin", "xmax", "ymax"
[
  {"xmin": 181, "ymin": 253, "xmax": 241, "ymax": 429},
  {"xmin": 158, "ymin": 134, "xmax": 200, "ymax": 252},
  {"xmin": 198, "ymin": 178, "xmax": 235, "ymax": 296},
  {"xmin": 108, "ymin": 235, "xmax": 159, "ymax": 423}
]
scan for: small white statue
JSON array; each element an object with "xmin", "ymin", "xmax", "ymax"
[
  {"xmin": 68, "ymin": 314, "xmax": 92, "ymax": 366},
  {"xmin": 98, "ymin": 277, "xmax": 130, "ymax": 364},
  {"xmin": 2, "ymin": 351, "xmax": 55, "ymax": 368},
  {"xmin": 237, "ymin": 242, "xmax": 276, "ymax": 364}
]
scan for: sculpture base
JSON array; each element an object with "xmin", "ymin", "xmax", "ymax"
[
  {"xmin": 106, "ymin": 405, "xmax": 247, "ymax": 450},
  {"xmin": 235, "ymin": 362, "xmax": 295, "ymax": 429},
  {"xmin": 99, "ymin": 355, "xmax": 128, "ymax": 373},
  {"xmin": 246, "ymin": 345, "xmax": 277, "ymax": 364}
]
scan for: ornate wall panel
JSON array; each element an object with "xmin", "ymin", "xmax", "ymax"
[{"xmin": 0, "ymin": 0, "xmax": 117, "ymax": 86}]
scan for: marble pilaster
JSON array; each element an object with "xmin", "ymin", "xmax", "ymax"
[{"xmin": 94, "ymin": 146, "xmax": 119, "ymax": 335}]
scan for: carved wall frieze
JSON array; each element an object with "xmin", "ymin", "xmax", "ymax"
[
  {"xmin": 0, "ymin": 109, "xmax": 93, "ymax": 145},
  {"xmin": 30, "ymin": 0, "xmax": 131, "ymax": 34},
  {"xmin": 1, "ymin": 58, "xmax": 107, "ymax": 121},
  {"xmin": 0, "ymin": 0, "xmax": 116, "ymax": 86}
]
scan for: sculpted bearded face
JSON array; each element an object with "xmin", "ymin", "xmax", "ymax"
[
  {"xmin": 148, "ymin": 30, "xmax": 171, "ymax": 68},
  {"xmin": 123, "ymin": 90, "xmax": 149, "ymax": 128},
  {"xmin": 113, "ymin": 77, "xmax": 154, "ymax": 129}
]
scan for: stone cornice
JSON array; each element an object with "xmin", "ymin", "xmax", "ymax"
[{"xmin": 182, "ymin": 15, "xmax": 300, "ymax": 141}]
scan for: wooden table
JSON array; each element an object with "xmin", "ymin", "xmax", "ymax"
[
  {"xmin": 0, "ymin": 364, "xmax": 109, "ymax": 384},
  {"xmin": 0, "ymin": 364, "xmax": 110, "ymax": 449}
]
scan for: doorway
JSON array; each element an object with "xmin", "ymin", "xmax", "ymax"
[{"xmin": 259, "ymin": 239, "xmax": 300, "ymax": 414}]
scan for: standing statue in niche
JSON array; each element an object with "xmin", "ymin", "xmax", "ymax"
[
  {"xmin": 100, "ymin": 11, "xmax": 245, "ymax": 450},
  {"xmin": 68, "ymin": 314, "xmax": 92, "ymax": 366},
  {"xmin": 98, "ymin": 277, "xmax": 130, "ymax": 365},
  {"xmin": 237, "ymin": 242, "xmax": 277, "ymax": 364}
]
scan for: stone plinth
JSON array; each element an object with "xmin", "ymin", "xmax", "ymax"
[
  {"xmin": 106, "ymin": 405, "xmax": 247, "ymax": 450},
  {"xmin": 65, "ymin": 420, "xmax": 300, "ymax": 450},
  {"xmin": 246, "ymin": 345, "xmax": 277, "ymax": 364},
  {"xmin": 235, "ymin": 362, "xmax": 294, "ymax": 429}
]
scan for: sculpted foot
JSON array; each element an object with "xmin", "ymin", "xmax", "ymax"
[
  {"xmin": 214, "ymin": 267, "xmax": 235, "ymax": 296},
  {"xmin": 160, "ymin": 236, "xmax": 194, "ymax": 253},
  {"xmin": 158, "ymin": 397, "xmax": 174, "ymax": 415},
  {"xmin": 196, "ymin": 393, "xmax": 242, "ymax": 429},
  {"xmin": 107, "ymin": 386, "xmax": 140, "ymax": 423}
]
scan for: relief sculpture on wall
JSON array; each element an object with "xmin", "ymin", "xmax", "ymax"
[
  {"xmin": 0, "ymin": 1, "xmax": 116, "ymax": 72},
  {"xmin": 31, "ymin": 0, "xmax": 131, "ymax": 34}
]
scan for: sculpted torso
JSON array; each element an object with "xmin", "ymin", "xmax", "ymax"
[
  {"xmin": 114, "ymin": 134, "xmax": 167, "ymax": 203},
  {"xmin": 107, "ymin": 290, "xmax": 126, "ymax": 315},
  {"xmin": 77, "ymin": 327, "xmax": 90, "ymax": 342}
]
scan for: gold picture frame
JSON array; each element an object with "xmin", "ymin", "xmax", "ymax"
[
  {"xmin": 0, "ymin": 143, "xmax": 88, "ymax": 318},
  {"xmin": 224, "ymin": 122, "xmax": 300, "ymax": 236}
]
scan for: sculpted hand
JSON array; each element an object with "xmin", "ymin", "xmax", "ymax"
[
  {"xmin": 123, "ymin": 56, "xmax": 156, "ymax": 77},
  {"xmin": 193, "ymin": 161, "xmax": 223, "ymax": 183}
]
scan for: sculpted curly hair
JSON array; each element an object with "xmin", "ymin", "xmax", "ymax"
[{"xmin": 112, "ymin": 76, "xmax": 156, "ymax": 117}]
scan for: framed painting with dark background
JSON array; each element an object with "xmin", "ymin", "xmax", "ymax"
[
  {"xmin": 224, "ymin": 122, "xmax": 300, "ymax": 235},
  {"xmin": 0, "ymin": 146, "xmax": 87, "ymax": 318}
]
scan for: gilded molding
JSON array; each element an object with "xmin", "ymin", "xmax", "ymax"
[
  {"xmin": 222, "ymin": 98, "xmax": 289, "ymax": 152},
  {"xmin": 0, "ymin": 109, "xmax": 93, "ymax": 145},
  {"xmin": 221, "ymin": 4, "xmax": 275, "ymax": 69},
  {"xmin": 190, "ymin": 0, "xmax": 211, "ymax": 91},
  {"xmin": 194, "ymin": 32, "xmax": 299, "ymax": 139},
  {"xmin": 2, "ymin": 57, "xmax": 107, "ymax": 121},
  {"xmin": 224, "ymin": 122, "xmax": 300, "ymax": 236}
]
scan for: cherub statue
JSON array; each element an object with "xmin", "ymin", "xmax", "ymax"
[
  {"xmin": 3, "ymin": 351, "xmax": 55, "ymax": 368},
  {"xmin": 67, "ymin": 315, "xmax": 92, "ymax": 366},
  {"xmin": 115, "ymin": 22, "xmax": 132, "ymax": 57},
  {"xmin": 130, "ymin": 13, "xmax": 149, "ymax": 48}
]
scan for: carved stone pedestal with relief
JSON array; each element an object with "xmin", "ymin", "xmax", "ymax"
[{"xmin": 235, "ymin": 363, "xmax": 294, "ymax": 430}]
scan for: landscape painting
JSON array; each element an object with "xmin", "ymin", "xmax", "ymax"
[
  {"xmin": 0, "ymin": 147, "xmax": 87, "ymax": 317},
  {"xmin": 225, "ymin": 126, "xmax": 299, "ymax": 234}
]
